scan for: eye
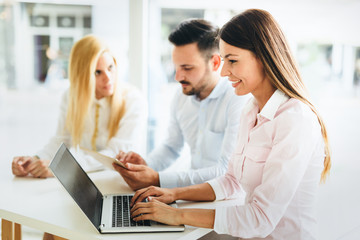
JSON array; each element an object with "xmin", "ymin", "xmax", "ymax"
[
  {"xmin": 183, "ymin": 67, "xmax": 193, "ymax": 71},
  {"xmin": 95, "ymin": 70, "xmax": 101, "ymax": 76},
  {"xmin": 108, "ymin": 64, "xmax": 114, "ymax": 71},
  {"xmin": 228, "ymin": 59, "xmax": 237, "ymax": 64}
]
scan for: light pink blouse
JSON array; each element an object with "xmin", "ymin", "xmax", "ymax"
[{"xmin": 208, "ymin": 90, "xmax": 325, "ymax": 239}]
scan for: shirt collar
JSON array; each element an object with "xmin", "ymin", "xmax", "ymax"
[
  {"xmin": 259, "ymin": 89, "xmax": 289, "ymax": 120},
  {"xmin": 93, "ymin": 96, "xmax": 108, "ymax": 108},
  {"xmin": 192, "ymin": 78, "xmax": 228, "ymax": 102}
]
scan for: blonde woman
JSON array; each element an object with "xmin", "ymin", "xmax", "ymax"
[
  {"xmin": 128, "ymin": 9, "xmax": 331, "ymax": 239},
  {"xmin": 12, "ymin": 35, "xmax": 147, "ymax": 178}
]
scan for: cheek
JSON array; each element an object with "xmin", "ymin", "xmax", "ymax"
[
  {"xmin": 192, "ymin": 69, "xmax": 207, "ymax": 82},
  {"xmin": 95, "ymin": 77, "xmax": 104, "ymax": 90}
]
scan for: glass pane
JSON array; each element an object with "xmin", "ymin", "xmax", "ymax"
[
  {"xmin": 30, "ymin": 15, "xmax": 49, "ymax": 27},
  {"xmin": 57, "ymin": 16, "xmax": 75, "ymax": 28},
  {"xmin": 83, "ymin": 16, "xmax": 91, "ymax": 28}
]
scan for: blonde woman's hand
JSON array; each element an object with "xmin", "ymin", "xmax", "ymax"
[
  {"xmin": 12, "ymin": 156, "xmax": 33, "ymax": 176},
  {"xmin": 26, "ymin": 158, "xmax": 53, "ymax": 178}
]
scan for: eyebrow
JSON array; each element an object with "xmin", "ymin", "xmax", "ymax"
[{"xmin": 223, "ymin": 54, "xmax": 237, "ymax": 58}]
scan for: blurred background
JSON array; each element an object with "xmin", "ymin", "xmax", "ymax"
[{"xmin": 1, "ymin": 0, "xmax": 360, "ymax": 239}]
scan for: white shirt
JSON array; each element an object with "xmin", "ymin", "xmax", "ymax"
[
  {"xmin": 208, "ymin": 90, "xmax": 325, "ymax": 239},
  {"xmin": 147, "ymin": 79, "xmax": 249, "ymax": 188},
  {"xmin": 36, "ymin": 84, "xmax": 147, "ymax": 172}
]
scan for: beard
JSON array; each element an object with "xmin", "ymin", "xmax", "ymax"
[
  {"xmin": 178, "ymin": 65, "xmax": 213, "ymax": 99},
  {"xmin": 179, "ymin": 80, "xmax": 199, "ymax": 96}
]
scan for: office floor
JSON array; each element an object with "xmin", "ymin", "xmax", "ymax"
[{"xmin": 1, "ymin": 83, "xmax": 360, "ymax": 240}]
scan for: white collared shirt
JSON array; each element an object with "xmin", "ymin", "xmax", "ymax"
[
  {"xmin": 208, "ymin": 89, "xmax": 325, "ymax": 239},
  {"xmin": 148, "ymin": 79, "xmax": 249, "ymax": 188},
  {"xmin": 36, "ymin": 84, "xmax": 147, "ymax": 172}
]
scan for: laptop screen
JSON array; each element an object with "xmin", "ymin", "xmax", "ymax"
[{"xmin": 49, "ymin": 143, "xmax": 103, "ymax": 229}]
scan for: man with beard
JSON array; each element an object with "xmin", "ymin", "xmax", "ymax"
[{"xmin": 113, "ymin": 19, "xmax": 248, "ymax": 190}]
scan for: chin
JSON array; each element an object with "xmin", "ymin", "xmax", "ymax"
[
  {"xmin": 235, "ymin": 89, "xmax": 247, "ymax": 96},
  {"xmin": 107, "ymin": 91, "xmax": 114, "ymax": 97}
]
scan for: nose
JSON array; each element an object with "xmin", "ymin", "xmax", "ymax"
[
  {"xmin": 103, "ymin": 70, "xmax": 111, "ymax": 83},
  {"xmin": 174, "ymin": 69, "xmax": 184, "ymax": 82},
  {"xmin": 220, "ymin": 63, "xmax": 229, "ymax": 77}
]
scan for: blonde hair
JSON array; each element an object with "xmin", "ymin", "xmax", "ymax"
[
  {"xmin": 66, "ymin": 35, "xmax": 126, "ymax": 146},
  {"xmin": 220, "ymin": 9, "xmax": 331, "ymax": 182}
]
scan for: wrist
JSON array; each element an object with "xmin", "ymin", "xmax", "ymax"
[
  {"xmin": 154, "ymin": 172, "xmax": 160, "ymax": 187},
  {"xmin": 172, "ymin": 187, "xmax": 181, "ymax": 201},
  {"xmin": 175, "ymin": 208, "xmax": 184, "ymax": 226}
]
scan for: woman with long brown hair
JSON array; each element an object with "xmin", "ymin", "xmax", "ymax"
[
  {"xmin": 128, "ymin": 9, "xmax": 330, "ymax": 239},
  {"xmin": 12, "ymin": 35, "xmax": 147, "ymax": 178}
]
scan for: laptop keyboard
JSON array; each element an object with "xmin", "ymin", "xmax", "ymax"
[{"xmin": 112, "ymin": 195, "xmax": 151, "ymax": 227}]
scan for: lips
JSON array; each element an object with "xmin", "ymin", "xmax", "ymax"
[{"xmin": 229, "ymin": 79, "xmax": 242, "ymax": 88}]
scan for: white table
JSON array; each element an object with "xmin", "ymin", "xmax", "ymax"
[{"xmin": 0, "ymin": 160, "xmax": 241, "ymax": 240}]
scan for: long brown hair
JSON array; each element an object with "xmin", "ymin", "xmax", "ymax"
[
  {"xmin": 66, "ymin": 35, "xmax": 126, "ymax": 146},
  {"xmin": 220, "ymin": 9, "xmax": 331, "ymax": 182}
]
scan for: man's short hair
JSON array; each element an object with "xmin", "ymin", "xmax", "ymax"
[{"xmin": 168, "ymin": 19, "xmax": 219, "ymax": 60}]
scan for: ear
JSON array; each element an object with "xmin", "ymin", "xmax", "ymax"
[{"xmin": 211, "ymin": 54, "xmax": 221, "ymax": 71}]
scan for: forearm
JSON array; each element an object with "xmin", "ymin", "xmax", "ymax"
[
  {"xmin": 173, "ymin": 183, "xmax": 216, "ymax": 202},
  {"xmin": 178, "ymin": 208, "xmax": 215, "ymax": 228}
]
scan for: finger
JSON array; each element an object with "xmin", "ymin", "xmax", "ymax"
[
  {"xmin": 131, "ymin": 204, "xmax": 154, "ymax": 218},
  {"xmin": 148, "ymin": 196, "xmax": 159, "ymax": 203},
  {"xmin": 26, "ymin": 160, "xmax": 40, "ymax": 172},
  {"xmin": 12, "ymin": 159, "xmax": 24, "ymax": 171},
  {"xmin": 20, "ymin": 158, "xmax": 33, "ymax": 167},
  {"xmin": 31, "ymin": 170, "xmax": 43, "ymax": 178},
  {"xmin": 29, "ymin": 164, "xmax": 44, "ymax": 178},
  {"xmin": 125, "ymin": 163, "xmax": 146, "ymax": 171},
  {"xmin": 137, "ymin": 187, "xmax": 157, "ymax": 201},
  {"xmin": 133, "ymin": 186, "xmax": 161, "ymax": 206},
  {"xmin": 130, "ymin": 202, "xmax": 150, "ymax": 214},
  {"xmin": 132, "ymin": 212, "xmax": 155, "ymax": 222},
  {"xmin": 13, "ymin": 156, "xmax": 22, "ymax": 164},
  {"xmin": 12, "ymin": 164, "xmax": 28, "ymax": 176},
  {"xmin": 131, "ymin": 187, "xmax": 151, "ymax": 207},
  {"xmin": 116, "ymin": 151, "xmax": 125, "ymax": 160},
  {"xmin": 124, "ymin": 152, "xmax": 135, "ymax": 163},
  {"xmin": 113, "ymin": 163, "xmax": 134, "ymax": 177},
  {"xmin": 27, "ymin": 160, "xmax": 47, "ymax": 174}
]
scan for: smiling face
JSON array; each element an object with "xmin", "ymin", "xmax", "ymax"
[
  {"xmin": 172, "ymin": 42, "xmax": 218, "ymax": 100},
  {"xmin": 220, "ymin": 39, "xmax": 270, "ymax": 97},
  {"xmin": 95, "ymin": 51, "xmax": 116, "ymax": 99}
]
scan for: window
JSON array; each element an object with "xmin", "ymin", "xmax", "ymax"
[{"xmin": 57, "ymin": 16, "xmax": 76, "ymax": 28}]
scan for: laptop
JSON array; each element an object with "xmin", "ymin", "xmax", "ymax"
[{"xmin": 49, "ymin": 143, "xmax": 185, "ymax": 233}]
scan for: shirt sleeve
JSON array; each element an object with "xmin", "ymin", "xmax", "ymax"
[
  {"xmin": 159, "ymin": 93, "xmax": 246, "ymax": 188},
  {"xmin": 36, "ymin": 90, "xmax": 72, "ymax": 160},
  {"xmin": 146, "ymin": 91, "xmax": 184, "ymax": 172},
  {"xmin": 211, "ymin": 109, "xmax": 324, "ymax": 238}
]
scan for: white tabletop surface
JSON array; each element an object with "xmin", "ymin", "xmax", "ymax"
[{"xmin": 0, "ymin": 159, "xmax": 242, "ymax": 240}]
